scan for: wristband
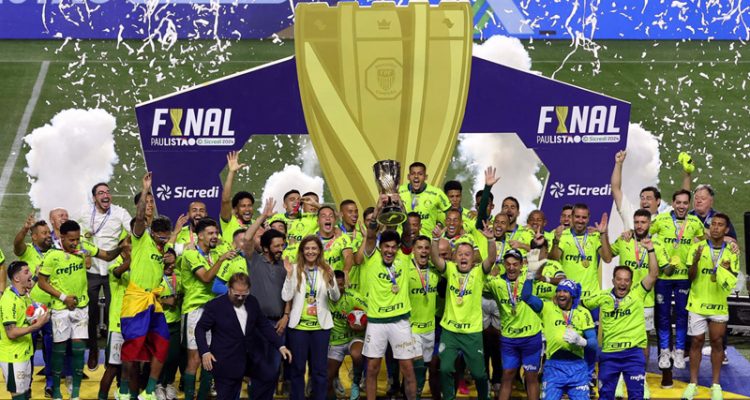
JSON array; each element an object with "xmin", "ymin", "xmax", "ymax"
[
  {"xmin": 432, "ymin": 237, "xmax": 440, "ymax": 242},
  {"xmin": 367, "ymin": 221, "xmax": 379, "ymax": 230},
  {"xmin": 647, "ymin": 249, "xmax": 655, "ymax": 253},
  {"xmin": 58, "ymin": 294, "xmax": 67, "ymax": 302},
  {"xmin": 543, "ymin": 276, "xmax": 551, "ymax": 283}
]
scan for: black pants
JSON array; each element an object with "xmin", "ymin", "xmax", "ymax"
[
  {"xmin": 87, "ymin": 273, "xmax": 111, "ymax": 351},
  {"xmin": 215, "ymin": 376, "xmax": 242, "ymax": 400}
]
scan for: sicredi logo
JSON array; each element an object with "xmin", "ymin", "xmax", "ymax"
[
  {"xmin": 150, "ymin": 108, "xmax": 236, "ymax": 147},
  {"xmin": 155, "ymin": 185, "xmax": 220, "ymax": 201},
  {"xmin": 548, "ymin": 182, "xmax": 612, "ymax": 198},
  {"xmin": 537, "ymin": 105, "xmax": 621, "ymax": 144}
]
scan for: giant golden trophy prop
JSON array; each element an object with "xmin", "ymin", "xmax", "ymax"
[{"xmin": 295, "ymin": 1, "xmax": 472, "ymax": 209}]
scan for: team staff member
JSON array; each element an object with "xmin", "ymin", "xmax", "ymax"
[
  {"xmin": 0, "ymin": 261, "xmax": 50, "ymax": 400},
  {"xmin": 282, "ymin": 236, "xmax": 340, "ymax": 400},
  {"xmin": 521, "ymin": 279, "xmax": 598, "ymax": 400},
  {"xmin": 649, "ymin": 190, "xmax": 705, "ymax": 370},
  {"xmin": 430, "ymin": 221, "xmax": 497, "ymax": 400},
  {"xmin": 355, "ymin": 194, "xmax": 418, "ymax": 400},
  {"xmin": 406, "ymin": 236, "xmax": 440, "ymax": 398},
  {"xmin": 197, "ymin": 273, "xmax": 292, "ymax": 400},
  {"xmin": 78, "ymin": 182, "xmax": 132, "ymax": 371},
  {"xmin": 609, "ymin": 209, "xmax": 669, "ymax": 398},
  {"xmin": 682, "ymin": 214, "xmax": 739, "ymax": 400},
  {"xmin": 38, "ymin": 220, "xmax": 121, "ymax": 400},
  {"xmin": 399, "ymin": 162, "xmax": 452, "ymax": 237},
  {"xmin": 582, "ymin": 236, "xmax": 659, "ymax": 400}
]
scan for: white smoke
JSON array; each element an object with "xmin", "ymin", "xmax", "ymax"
[
  {"xmin": 24, "ymin": 109, "xmax": 119, "ymax": 219},
  {"xmin": 298, "ymin": 136, "xmax": 321, "ymax": 177},
  {"xmin": 261, "ymin": 165, "xmax": 325, "ymax": 213},
  {"xmin": 463, "ymin": 36, "xmax": 543, "ymax": 223}
]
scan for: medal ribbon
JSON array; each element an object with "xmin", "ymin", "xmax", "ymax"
[
  {"xmin": 385, "ymin": 264, "xmax": 398, "ymax": 286},
  {"xmin": 708, "ymin": 240, "xmax": 726, "ymax": 275},
  {"xmin": 163, "ymin": 274, "xmax": 176, "ymax": 294},
  {"xmin": 318, "ymin": 234, "xmax": 335, "ymax": 251},
  {"xmin": 458, "ymin": 271, "xmax": 470, "ymax": 298},
  {"xmin": 89, "ymin": 207, "xmax": 112, "ymax": 237},
  {"xmin": 671, "ymin": 212, "xmax": 688, "ymax": 249},
  {"xmin": 563, "ymin": 309, "xmax": 574, "ymax": 326},
  {"xmin": 306, "ymin": 267, "xmax": 318, "ymax": 299},
  {"xmin": 413, "ymin": 260, "xmax": 430, "ymax": 295},
  {"xmin": 33, "ymin": 243, "xmax": 45, "ymax": 259},
  {"xmin": 196, "ymin": 246, "xmax": 213, "ymax": 265},
  {"xmin": 609, "ymin": 292, "xmax": 621, "ymax": 310},
  {"xmin": 570, "ymin": 228, "xmax": 588, "ymax": 263},
  {"xmin": 506, "ymin": 277, "xmax": 518, "ymax": 310},
  {"xmin": 633, "ymin": 238, "xmax": 648, "ymax": 268}
]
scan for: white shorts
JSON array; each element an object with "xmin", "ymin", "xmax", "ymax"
[
  {"xmin": 482, "ymin": 298, "xmax": 501, "ymax": 330},
  {"xmin": 688, "ymin": 312, "xmax": 729, "ymax": 336},
  {"xmin": 363, "ymin": 319, "xmax": 418, "ymax": 360},
  {"xmin": 327, "ymin": 338, "xmax": 364, "ymax": 362},
  {"xmin": 51, "ymin": 307, "xmax": 89, "ymax": 343},
  {"xmin": 185, "ymin": 308, "xmax": 210, "ymax": 350},
  {"xmin": 413, "ymin": 331, "xmax": 435, "ymax": 363},
  {"xmin": 644, "ymin": 307, "xmax": 655, "ymax": 332},
  {"xmin": 0, "ymin": 360, "xmax": 32, "ymax": 394},
  {"xmin": 107, "ymin": 331, "xmax": 124, "ymax": 365}
]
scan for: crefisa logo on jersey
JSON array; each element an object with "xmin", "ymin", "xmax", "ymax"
[
  {"xmin": 548, "ymin": 181, "xmax": 612, "ymax": 198},
  {"xmin": 155, "ymin": 184, "xmax": 220, "ymax": 201},
  {"xmin": 150, "ymin": 108, "xmax": 236, "ymax": 147},
  {"xmin": 536, "ymin": 105, "xmax": 621, "ymax": 144}
]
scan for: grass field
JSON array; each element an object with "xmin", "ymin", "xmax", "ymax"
[{"xmin": 0, "ymin": 38, "xmax": 747, "ymax": 271}]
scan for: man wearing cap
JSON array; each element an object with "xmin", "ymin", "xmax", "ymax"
[
  {"xmin": 521, "ymin": 278, "xmax": 598, "ymax": 400},
  {"xmin": 485, "ymin": 248, "xmax": 543, "ymax": 400}
]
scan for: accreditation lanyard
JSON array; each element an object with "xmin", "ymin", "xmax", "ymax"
[
  {"xmin": 671, "ymin": 213, "xmax": 688, "ymax": 249},
  {"xmin": 708, "ymin": 240, "xmax": 726, "ymax": 275},
  {"xmin": 414, "ymin": 260, "xmax": 430, "ymax": 295},
  {"xmin": 305, "ymin": 267, "xmax": 318, "ymax": 299},
  {"xmin": 90, "ymin": 207, "xmax": 112, "ymax": 237},
  {"xmin": 570, "ymin": 228, "xmax": 588, "ymax": 261}
]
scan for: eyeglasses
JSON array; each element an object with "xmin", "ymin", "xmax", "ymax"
[
  {"xmin": 230, "ymin": 290, "xmax": 250, "ymax": 298},
  {"xmin": 96, "ymin": 190, "xmax": 111, "ymax": 196}
]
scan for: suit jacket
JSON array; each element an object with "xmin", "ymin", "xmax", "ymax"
[{"xmin": 196, "ymin": 294, "xmax": 283, "ymax": 379}]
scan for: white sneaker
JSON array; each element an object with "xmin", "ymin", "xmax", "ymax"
[
  {"xmin": 165, "ymin": 384, "xmax": 178, "ymax": 400},
  {"xmin": 155, "ymin": 385, "xmax": 166, "ymax": 400},
  {"xmin": 658, "ymin": 349, "xmax": 672, "ymax": 369},
  {"xmin": 673, "ymin": 349, "xmax": 686, "ymax": 369},
  {"xmin": 723, "ymin": 351, "xmax": 729, "ymax": 365},
  {"xmin": 702, "ymin": 346, "xmax": 712, "ymax": 356},
  {"xmin": 66, "ymin": 377, "xmax": 73, "ymax": 395}
]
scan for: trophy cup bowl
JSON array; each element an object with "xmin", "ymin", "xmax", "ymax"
[{"xmin": 373, "ymin": 160, "xmax": 407, "ymax": 226}]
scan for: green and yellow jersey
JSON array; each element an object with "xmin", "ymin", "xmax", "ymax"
[
  {"xmin": 318, "ymin": 233, "xmax": 352, "ymax": 272},
  {"xmin": 159, "ymin": 273, "xmax": 182, "ymax": 324},
  {"xmin": 555, "ymin": 229, "xmax": 603, "ymax": 299},
  {"xmin": 328, "ymin": 289, "xmax": 368, "ymax": 346},
  {"xmin": 130, "ymin": 233, "xmax": 169, "ymax": 291},
  {"xmin": 268, "ymin": 212, "xmax": 318, "ymax": 244},
  {"xmin": 360, "ymin": 249, "xmax": 411, "ymax": 323},
  {"xmin": 686, "ymin": 241, "xmax": 739, "ymax": 316},
  {"xmin": 39, "ymin": 242, "xmax": 99, "ymax": 310},
  {"xmin": 584, "ymin": 284, "xmax": 649, "ymax": 352},
  {"xmin": 399, "ymin": 183, "xmax": 451, "ymax": 237},
  {"xmin": 0, "ymin": 289, "xmax": 33, "ymax": 362},
  {"xmin": 181, "ymin": 244, "xmax": 229, "ymax": 314},
  {"xmin": 440, "ymin": 262, "xmax": 486, "ymax": 334},
  {"xmin": 610, "ymin": 237, "xmax": 668, "ymax": 308},
  {"xmin": 539, "ymin": 302, "xmax": 594, "ymax": 359},
  {"xmin": 406, "ymin": 259, "xmax": 440, "ymax": 334},
  {"xmin": 18, "ymin": 244, "xmax": 53, "ymax": 305},
  {"xmin": 108, "ymin": 258, "xmax": 130, "ymax": 333},
  {"xmin": 649, "ymin": 212, "xmax": 705, "ymax": 280},
  {"xmin": 533, "ymin": 260, "xmax": 565, "ymax": 301},
  {"xmin": 485, "ymin": 275, "xmax": 542, "ymax": 338}
]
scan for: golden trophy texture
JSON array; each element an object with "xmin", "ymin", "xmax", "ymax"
[
  {"xmin": 373, "ymin": 160, "xmax": 407, "ymax": 225},
  {"xmin": 294, "ymin": 0, "xmax": 473, "ymax": 209}
]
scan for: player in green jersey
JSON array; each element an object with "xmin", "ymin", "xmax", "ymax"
[
  {"xmin": 1, "ymin": 261, "xmax": 49, "ymax": 400},
  {"xmin": 440, "ymin": 180, "xmax": 478, "ymax": 235},
  {"xmin": 520, "ymin": 278, "xmax": 597, "ymax": 400},
  {"xmin": 649, "ymin": 189, "xmax": 705, "ymax": 370},
  {"xmin": 406, "ymin": 236, "xmax": 440, "ymax": 399},
  {"xmin": 38, "ymin": 220, "xmax": 120, "ymax": 400},
  {"xmin": 583, "ymin": 233, "xmax": 659, "ymax": 400},
  {"xmin": 172, "ymin": 201, "xmax": 208, "ymax": 252},
  {"xmin": 182, "ymin": 218, "xmax": 236, "ymax": 400},
  {"xmin": 220, "ymin": 151, "xmax": 255, "ymax": 236},
  {"xmin": 354, "ymin": 194, "xmax": 418, "ymax": 400},
  {"xmin": 316, "ymin": 206, "xmax": 354, "ymax": 273},
  {"xmin": 398, "ymin": 162, "xmax": 452, "ymax": 237},
  {"xmin": 326, "ymin": 270, "xmax": 367, "ymax": 400},
  {"xmin": 527, "ymin": 210, "xmax": 556, "ymax": 251},
  {"xmin": 682, "ymin": 214, "xmax": 739, "ymax": 400},
  {"xmin": 485, "ymin": 248, "xmax": 543, "ymax": 400},
  {"xmin": 98, "ymin": 241, "xmax": 131, "ymax": 400},
  {"xmin": 338, "ymin": 200, "xmax": 364, "ymax": 291},
  {"xmin": 268, "ymin": 190, "xmax": 319, "ymax": 244},
  {"xmin": 430, "ymin": 219, "xmax": 497, "ymax": 400},
  {"xmin": 157, "ymin": 249, "xmax": 182, "ymax": 400},
  {"xmin": 499, "ymin": 196, "xmax": 534, "ymax": 253},
  {"xmin": 212, "ymin": 229, "xmax": 249, "ymax": 296}
]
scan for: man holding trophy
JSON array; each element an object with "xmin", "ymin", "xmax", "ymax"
[{"xmin": 354, "ymin": 160, "xmax": 417, "ymax": 400}]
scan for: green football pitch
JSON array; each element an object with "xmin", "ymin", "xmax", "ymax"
[{"xmin": 0, "ymin": 38, "xmax": 747, "ymax": 271}]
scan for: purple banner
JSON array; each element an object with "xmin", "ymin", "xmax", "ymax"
[{"xmin": 135, "ymin": 56, "xmax": 629, "ymax": 230}]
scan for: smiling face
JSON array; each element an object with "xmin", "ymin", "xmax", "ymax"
[
  {"xmin": 639, "ymin": 189, "xmax": 659, "ymax": 214},
  {"xmin": 527, "ymin": 210, "xmax": 546, "ymax": 232},
  {"xmin": 235, "ymin": 198, "xmax": 254, "ymax": 224},
  {"xmin": 612, "ymin": 267, "xmax": 633, "ymax": 298},
  {"xmin": 693, "ymin": 188, "xmax": 714, "ymax": 216},
  {"xmin": 445, "ymin": 210, "xmax": 462, "ymax": 238},
  {"xmin": 501, "ymin": 199, "xmax": 519, "ymax": 225},
  {"xmin": 380, "ymin": 239, "xmax": 399, "ymax": 265},
  {"xmin": 408, "ymin": 215, "xmax": 422, "ymax": 236},
  {"xmin": 188, "ymin": 202, "xmax": 207, "ymax": 226},
  {"xmin": 672, "ymin": 193, "xmax": 690, "ymax": 218},
  {"xmin": 32, "ymin": 223, "xmax": 52, "ymax": 250},
  {"xmin": 454, "ymin": 243, "xmax": 474, "ymax": 272},
  {"xmin": 61, "ymin": 230, "xmax": 81, "ymax": 253},
  {"xmin": 93, "ymin": 184, "xmax": 111, "ymax": 212},
  {"xmin": 302, "ymin": 240, "xmax": 321, "ymax": 265},
  {"xmin": 413, "ymin": 238, "xmax": 430, "ymax": 266},
  {"xmin": 285, "ymin": 192, "xmax": 301, "ymax": 213},
  {"xmin": 198, "ymin": 225, "xmax": 219, "ymax": 249},
  {"xmin": 555, "ymin": 289, "xmax": 572, "ymax": 310},
  {"xmin": 49, "ymin": 209, "xmax": 69, "ymax": 232},
  {"xmin": 504, "ymin": 257, "xmax": 521, "ymax": 281},
  {"xmin": 493, "ymin": 214, "xmax": 509, "ymax": 238},
  {"xmin": 572, "ymin": 207, "xmax": 590, "ymax": 234}
]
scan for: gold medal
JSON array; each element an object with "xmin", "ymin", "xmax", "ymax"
[
  {"xmin": 670, "ymin": 254, "xmax": 681, "ymax": 266},
  {"xmin": 307, "ymin": 296, "xmax": 315, "ymax": 304},
  {"xmin": 456, "ymin": 296, "xmax": 464, "ymax": 305},
  {"xmin": 512, "ymin": 306, "xmax": 517, "ymax": 316},
  {"xmin": 711, "ymin": 273, "xmax": 717, "ymax": 283},
  {"xmin": 582, "ymin": 259, "xmax": 590, "ymax": 268},
  {"xmin": 392, "ymin": 284, "xmax": 400, "ymax": 294},
  {"xmin": 84, "ymin": 232, "xmax": 93, "ymax": 239}
]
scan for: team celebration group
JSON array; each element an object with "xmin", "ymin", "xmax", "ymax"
[{"xmin": 0, "ymin": 149, "xmax": 741, "ymax": 400}]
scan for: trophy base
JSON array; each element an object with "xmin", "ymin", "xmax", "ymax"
[{"xmin": 378, "ymin": 207, "xmax": 407, "ymax": 226}]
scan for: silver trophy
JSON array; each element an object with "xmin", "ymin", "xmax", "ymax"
[{"xmin": 373, "ymin": 160, "xmax": 407, "ymax": 226}]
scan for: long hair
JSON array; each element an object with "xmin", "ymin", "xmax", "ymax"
[{"xmin": 295, "ymin": 235, "xmax": 334, "ymax": 293}]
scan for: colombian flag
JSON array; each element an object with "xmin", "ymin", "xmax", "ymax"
[{"xmin": 121, "ymin": 282, "xmax": 170, "ymax": 363}]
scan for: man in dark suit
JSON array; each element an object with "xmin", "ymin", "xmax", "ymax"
[{"xmin": 196, "ymin": 272, "xmax": 292, "ymax": 400}]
